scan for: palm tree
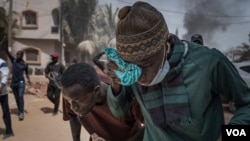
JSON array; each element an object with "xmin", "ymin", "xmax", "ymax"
[
  {"xmin": 0, "ymin": 7, "xmax": 20, "ymax": 59},
  {"xmin": 61, "ymin": 0, "xmax": 98, "ymax": 45},
  {"xmin": 234, "ymin": 43, "xmax": 250, "ymax": 62},
  {"xmin": 76, "ymin": 3, "xmax": 118, "ymax": 64},
  {"xmin": 0, "ymin": 7, "xmax": 8, "ymax": 38},
  {"xmin": 0, "ymin": 6, "xmax": 20, "ymax": 37},
  {"xmin": 61, "ymin": 0, "xmax": 118, "ymax": 64},
  {"xmin": 87, "ymin": 3, "xmax": 118, "ymax": 51}
]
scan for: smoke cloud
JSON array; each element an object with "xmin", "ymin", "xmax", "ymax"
[{"xmin": 182, "ymin": 0, "xmax": 249, "ymax": 46}]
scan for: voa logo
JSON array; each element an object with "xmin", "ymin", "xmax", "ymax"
[{"xmin": 226, "ymin": 129, "xmax": 247, "ymax": 136}]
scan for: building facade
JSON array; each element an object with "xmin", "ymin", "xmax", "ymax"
[{"xmin": 2, "ymin": 0, "xmax": 66, "ymax": 82}]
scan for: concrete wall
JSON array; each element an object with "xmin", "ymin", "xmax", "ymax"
[
  {"xmin": 2, "ymin": 0, "xmax": 81, "ymax": 82},
  {"xmin": 13, "ymin": 39, "xmax": 62, "ymax": 68},
  {"xmin": 5, "ymin": 0, "xmax": 62, "ymax": 82},
  {"xmin": 11, "ymin": 0, "xmax": 60, "ymax": 40}
]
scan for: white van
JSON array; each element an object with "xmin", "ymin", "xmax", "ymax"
[{"xmin": 228, "ymin": 61, "xmax": 250, "ymax": 113}]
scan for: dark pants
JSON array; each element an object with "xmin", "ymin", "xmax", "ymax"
[
  {"xmin": 70, "ymin": 115, "xmax": 81, "ymax": 141},
  {"xmin": 0, "ymin": 94, "xmax": 13, "ymax": 134},
  {"xmin": 47, "ymin": 83, "xmax": 61, "ymax": 113},
  {"xmin": 11, "ymin": 81, "xmax": 25, "ymax": 114}
]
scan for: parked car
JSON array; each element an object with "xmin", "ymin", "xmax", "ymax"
[
  {"xmin": 233, "ymin": 61, "xmax": 250, "ymax": 87},
  {"xmin": 227, "ymin": 61, "xmax": 250, "ymax": 113}
]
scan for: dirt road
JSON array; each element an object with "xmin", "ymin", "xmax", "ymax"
[
  {"xmin": 0, "ymin": 93, "xmax": 90, "ymax": 141},
  {"xmin": 0, "ymin": 90, "xmax": 233, "ymax": 141}
]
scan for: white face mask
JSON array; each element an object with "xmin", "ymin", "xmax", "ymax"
[{"xmin": 141, "ymin": 45, "xmax": 170, "ymax": 86}]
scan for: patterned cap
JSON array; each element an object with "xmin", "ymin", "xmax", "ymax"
[{"xmin": 116, "ymin": 2, "xmax": 169, "ymax": 62}]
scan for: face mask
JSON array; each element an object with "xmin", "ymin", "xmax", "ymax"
[{"xmin": 141, "ymin": 45, "xmax": 170, "ymax": 86}]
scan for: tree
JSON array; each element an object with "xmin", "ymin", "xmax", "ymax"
[
  {"xmin": 61, "ymin": 0, "xmax": 98, "ymax": 45},
  {"xmin": 61, "ymin": 0, "xmax": 118, "ymax": 64},
  {"xmin": 0, "ymin": 6, "xmax": 19, "ymax": 59},
  {"xmin": 234, "ymin": 43, "xmax": 250, "ymax": 62},
  {"xmin": 87, "ymin": 3, "xmax": 118, "ymax": 51},
  {"xmin": 77, "ymin": 3, "xmax": 118, "ymax": 64},
  {"xmin": 0, "ymin": 7, "xmax": 8, "ymax": 33}
]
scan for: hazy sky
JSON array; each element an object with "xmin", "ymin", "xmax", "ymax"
[{"xmin": 98, "ymin": 0, "xmax": 250, "ymax": 52}]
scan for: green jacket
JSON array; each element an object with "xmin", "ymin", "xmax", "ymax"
[{"xmin": 107, "ymin": 40, "xmax": 250, "ymax": 141}]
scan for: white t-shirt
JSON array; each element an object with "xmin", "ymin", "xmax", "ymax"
[{"xmin": 0, "ymin": 58, "xmax": 9, "ymax": 95}]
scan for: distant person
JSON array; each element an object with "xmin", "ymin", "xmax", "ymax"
[
  {"xmin": 0, "ymin": 57, "xmax": 14, "ymax": 139},
  {"xmin": 3, "ymin": 36, "xmax": 31, "ymax": 121},
  {"xmin": 61, "ymin": 63, "xmax": 144, "ymax": 141},
  {"xmin": 191, "ymin": 34, "xmax": 204, "ymax": 45},
  {"xmin": 45, "ymin": 52, "xmax": 65, "ymax": 115},
  {"xmin": 71, "ymin": 57, "xmax": 78, "ymax": 65}
]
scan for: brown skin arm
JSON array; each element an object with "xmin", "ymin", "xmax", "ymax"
[
  {"xmin": 25, "ymin": 65, "xmax": 31, "ymax": 85},
  {"xmin": 44, "ymin": 64, "xmax": 52, "ymax": 81},
  {"xmin": 90, "ymin": 127, "xmax": 144, "ymax": 141},
  {"xmin": 92, "ymin": 52, "xmax": 105, "ymax": 72},
  {"xmin": 126, "ymin": 126, "xmax": 144, "ymax": 141},
  {"xmin": 104, "ymin": 60, "xmax": 121, "ymax": 95},
  {"xmin": 45, "ymin": 73, "xmax": 53, "ymax": 81},
  {"xmin": 0, "ymin": 83, "xmax": 5, "ymax": 92},
  {"xmin": 217, "ymin": 135, "xmax": 222, "ymax": 141}
]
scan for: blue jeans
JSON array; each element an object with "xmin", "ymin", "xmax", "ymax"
[
  {"xmin": 11, "ymin": 81, "xmax": 25, "ymax": 114},
  {"xmin": 0, "ymin": 94, "xmax": 13, "ymax": 134}
]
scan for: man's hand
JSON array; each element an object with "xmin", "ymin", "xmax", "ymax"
[
  {"xmin": 27, "ymin": 80, "xmax": 31, "ymax": 86},
  {"xmin": 217, "ymin": 135, "xmax": 222, "ymax": 141},
  {"xmin": 91, "ymin": 133, "xmax": 106, "ymax": 141},
  {"xmin": 0, "ymin": 83, "xmax": 6, "ymax": 92},
  {"xmin": 45, "ymin": 75, "xmax": 52, "ymax": 81},
  {"xmin": 104, "ymin": 60, "xmax": 121, "ymax": 95}
]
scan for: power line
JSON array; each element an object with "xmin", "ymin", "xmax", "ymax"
[
  {"xmin": 159, "ymin": 8, "xmax": 250, "ymax": 18},
  {"xmin": 10, "ymin": 1, "xmax": 250, "ymax": 26},
  {"xmin": 117, "ymin": 0, "xmax": 250, "ymax": 18},
  {"xmin": 168, "ymin": 20, "xmax": 250, "ymax": 26}
]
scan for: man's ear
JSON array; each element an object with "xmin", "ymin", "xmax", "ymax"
[
  {"xmin": 93, "ymin": 85, "xmax": 101, "ymax": 96},
  {"xmin": 167, "ymin": 33, "xmax": 173, "ymax": 44}
]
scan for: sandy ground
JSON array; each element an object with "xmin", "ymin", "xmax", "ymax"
[
  {"xmin": 0, "ymin": 86, "xmax": 233, "ymax": 141},
  {"xmin": 0, "ymin": 92, "xmax": 90, "ymax": 141}
]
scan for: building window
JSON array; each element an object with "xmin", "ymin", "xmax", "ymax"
[
  {"xmin": 23, "ymin": 47, "xmax": 41, "ymax": 65},
  {"xmin": 52, "ymin": 8, "xmax": 59, "ymax": 25},
  {"xmin": 21, "ymin": 9, "xmax": 38, "ymax": 29},
  {"xmin": 51, "ymin": 25, "xmax": 59, "ymax": 34},
  {"xmin": 51, "ymin": 8, "xmax": 59, "ymax": 34}
]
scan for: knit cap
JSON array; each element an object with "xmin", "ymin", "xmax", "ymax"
[{"xmin": 116, "ymin": 1, "xmax": 169, "ymax": 63}]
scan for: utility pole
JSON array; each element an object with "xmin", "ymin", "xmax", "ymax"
[
  {"xmin": 60, "ymin": 0, "xmax": 65, "ymax": 66},
  {"xmin": 6, "ymin": 0, "xmax": 13, "ymax": 67},
  {"xmin": 7, "ymin": 0, "xmax": 12, "ymax": 48}
]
